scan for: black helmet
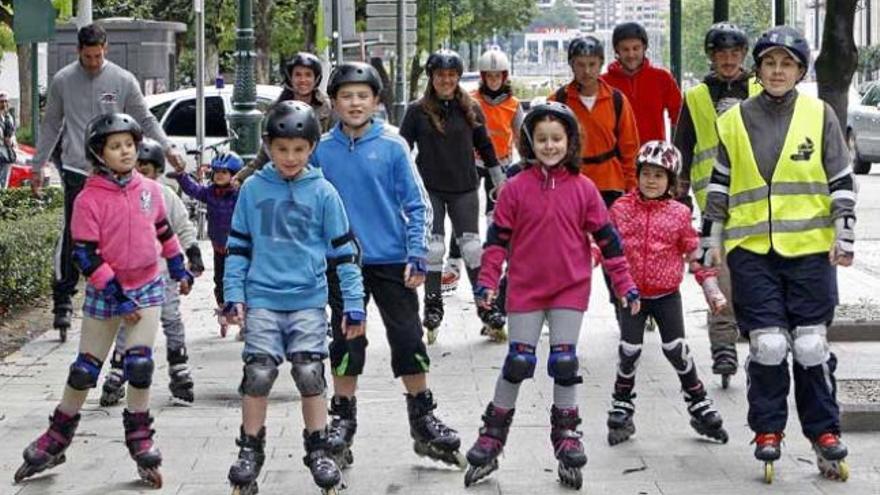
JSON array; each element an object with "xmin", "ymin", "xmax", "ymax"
[
  {"xmin": 704, "ymin": 22, "xmax": 748, "ymax": 54},
  {"xmin": 137, "ymin": 137, "xmax": 166, "ymax": 173},
  {"xmin": 753, "ymin": 25, "xmax": 810, "ymax": 68},
  {"xmin": 263, "ymin": 100, "xmax": 322, "ymax": 144},
  {"xmin": 85, "ymin": 113, "xmax": 143, "ymax": 166},
  {"xmin": 283, "ymin": 52, "xmax": 323, "ymax": 87},
  {"xmin": 425, "ymin": 49, "xmax": 464, "ymax": 78},
  {"xmin": 520, "ymin": 101, "xmax": 580, "ymax": 160},
  {"xmin": 568, "ymin": 36, "xmax": 604, "ymax": 63},
  {"xmin": 327, "ymin": 62, "xmax": 383, "ymax": 99},
  {"xmin": 612, "ymin": 22, "xmax": 649, "ymax": 48}
]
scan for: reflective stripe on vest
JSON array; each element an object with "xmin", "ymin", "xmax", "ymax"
[
  {"xmin": 473, "ymin": 91, "xmax": 519, "ymax": 160},
  {"xmin": 686, "ymin": 77, "xmax": 762, "ymax": 211},
  {"xmin": 718, "ymin": 94, "xmax": 833, "ymax": 257}
]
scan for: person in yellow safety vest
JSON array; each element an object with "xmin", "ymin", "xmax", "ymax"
[
  {"xmin": 698, "ymin": 25, "xmax": 856, "ymax": 483},
  {"xmin": 442, "ymin": 47, "xmax": 523, "ymax": 303},
  {"xmin": 673, "ymin": 22, "xmax": 761, "ymax": 389}
]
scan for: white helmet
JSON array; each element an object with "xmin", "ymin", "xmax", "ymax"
[
  {"xmin": 478, "ymin": 47, "xmax": 510, "ymax": 72},
  {"xmin": 636, "ymin": 140, "xmax": 682, "ymax": 176}
]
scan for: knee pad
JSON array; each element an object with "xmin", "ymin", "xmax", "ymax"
[
  {"xmin": 289, "ymin": 352, "xmax": 327, "ymax": 398},
  {"xmin": 67, "ymin": 353, "xmax": 103, "ymax": 390},
  {"xmin": 426, "ymin": 234, "xmax": 446, "ymax": 269},
  {"xmin": 458, "ymin": 232, "xmax": 483, "ymax": 269},
  {"xmin": 792, "ymin": 325, "xmax": 830, "ymax": 368},
  {"xmin": 239, "ymin": 354, "xmax": 279, "ymax": 397},
  {"xmin": 333, "ymin": 335, "xmax": 367, "ymax": 376},
  {"xmin": 502, "ymin": 342, "xmax": 537, "ymax": 384},
  {"xmin": 548, "ymin": 344, "xmax": 582, "ymax": 386},
  {"xmin": 661, "ymin": 338, "xmax": 694, "ymax": 375},
  {"xmin": 123, "ymin": 346, "xmax": 155, "ymax": 389},
  {"xmin": 616, "ymin": 341, "xmax": 642, "ymax": 378},
  {"xmin": 748, "ymin": 327, "xmax": 790, "ymax": 366}
]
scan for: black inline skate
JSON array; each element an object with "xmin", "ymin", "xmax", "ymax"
[
  {"xmin": 753, "ymin": 432, "xmax": 783, "ymax": 484},
  {"xmin": 14, "ymin": 408, "xmax": 80, "ymax": 483},
  {"xmin": 100, "ymin": 355, "xmax": 126, "ymax": 407},
  {"xmin": 551, "ymin": 405, "xmax": 587, "ymax": 490},
  {"xmin": 606, "ymin": 391, "xmax": 636, "ymax": 446},
  {"xmin": 167, "ymin": 347, "xmax": 194, "ymax": 405},
  {"xmin": 423, "ymin": 293, "xmax": 444, "ymax": 345},
  {"xmin": 813, "ymin": 432, "xmax": 849, "ymax": 481},
  {"xmin": 464, "ymin": 403, "xmax": 514, "ymax": 486},
  {"xmin": 477, "ymin": 305, "xmax": 507, "ymax": 343},
  {"xmin": 407, "ymin": 390, "xmax": 466, "ymax": 468},
  {"xmin": 228, "ymin": 426, "xmax": 265, "ymax": 495},
  {"xmin": 684, "ymin": 387, "xmax": 728, "ymax": 443},
  {"xmin": 53, "ymin": 299, "xmax": 73, "ymax": 343},
  {"xmin": 123, "ymin": 409, "xmax": 163, "ymax": 488},
  {"xmin": 303, "ymin": 428, "xmax": 342, "ymax": 494},
  {"xmin": 711, "ymin": 343, "xmax": 738, "ymax": 389},
  {"xmin": 327, "ymin": 395, "xmax": 357, "ymax": 469}
]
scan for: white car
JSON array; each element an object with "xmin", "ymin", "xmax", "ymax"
[
  {"xmin": 460, "ymin": 72, "xmax": 481, "ymax": 93},
  {"xmin": 145, "ymin": 84, "xmax": 282, "ymax": 170}
]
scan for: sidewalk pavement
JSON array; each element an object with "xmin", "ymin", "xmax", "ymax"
[{"xmin": 2, "ymin": 246, "xmax": 880, "ymax": 495}]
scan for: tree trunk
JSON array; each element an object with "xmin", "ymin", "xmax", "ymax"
[
  {"xmin": 370, "ymin": 57, "xmax": 394, "ymax": 118},
  {"xmin": 408, "ymin": 51, "xmax": 423, "ymax": 101},
  {"xmin": 16, "ymin": 44, "xmax": 33, "ymax": 136},
  {"xmin": 254, "ymin": 0, "xmax": 274, "ymax": 84},
  {"xmin": 302, "ymin": 3, "xmax": 317, "ymax": 52},
  {"xmin": 814, "ymin": 0, "xmax": 859, "ymax": 128}
]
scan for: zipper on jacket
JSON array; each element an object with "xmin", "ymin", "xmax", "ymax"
[{"xmin": 642, "ymin": 203, "xmax": 650, "ymax": 290}]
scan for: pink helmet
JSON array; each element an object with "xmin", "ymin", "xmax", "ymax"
[{"xmin": 636, "ymin": 140, "xmax": 682, "ymax": 176}]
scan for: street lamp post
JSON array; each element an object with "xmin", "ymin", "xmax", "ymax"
[
  {"xmin": 229, "ymin": 0, "xmax": 263, "ymax": 160},
  {"xmin": 394, "ymin": 0, "xmax": 407, "ymax": 124}
]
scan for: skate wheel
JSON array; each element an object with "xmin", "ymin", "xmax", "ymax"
[
  {"xmin": 488, "ymin": 327, "xmax": 507, "ymax": 343},
  {"xmin": 220, "ymin": 324, "xmax": 228, "ymax": 338},
  {"xmin": 838, "ymin": 460, "xmax": 849, "ymax": 481},
  {"xmin": 14, "ymin": 462, "xmax": 34, "ymax": 483},
  {"xmin": 558, "ymin": 464, "xmax": 583, "ymax": 490},
  {"xmin": 764, "ymin": 462, "xmax": 773, "ymax": 484},
  {"xmin": 138, "ymin": 466, "xmax": 163, "ymax": 489},
  {"xmin": 426, "ymin": 328, "xmax": 437, "ymax": 345},
  {"xmin": 59, "ymin": 327, "xmax": 67, "ymax": 342},
  {"xmin": 452, "ymin": 450, "xmax": 468, "ymax": 470},
  {"xmin": 721, "ymin": 374, "xmax": 731, "ymax": 389},
  {"xmin": 231, "ymin": 481, "xmax": 258, "ymax": 495},
  {"xmin": 464, "ymin": 459, "xmax": 499, "ymax": 487}
]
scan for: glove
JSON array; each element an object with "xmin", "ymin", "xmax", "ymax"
[
  {"xmin": 697, "ymin": 220, "xmax": 723, "ymax": 267},
  {"xmin": 621, "ymin": 288, "xmax": 640, "ymax": 308},
  {"xmin": 103, "ymin": 278, "xmax": 139, "ymax": 315},
  {"xmin": 407, "ymin": 256, "xmax": 427, "ymax": 277},
  {"xmin": 167, "ymin": 253, "xmax": 195, "ymax": 286},
  {"xmin": 701, "ymin": 277, "xmax": 728, "ymax": 315},
  {"xmin": 344, "ymin": 309, "xmax": 366, "ymax": 328},
  {"xmin": 473, "ymin": 284, "xmax": 496, "ymax": 308},
  {"xmin": 185, "ymin": 245, "xmax": 205, "ymax": 275},
  {"xmin": 830, "ymin": 216, "xmax": 855, "ymax": 263}
]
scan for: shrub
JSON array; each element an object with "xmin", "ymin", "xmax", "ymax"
[
  {"xmin": 0, "ymin": 196, "xmax": 62, "ymax": 315},
  {"xmin": 0, "ymin": 187, "xmax": 63, "ymax": 221}
]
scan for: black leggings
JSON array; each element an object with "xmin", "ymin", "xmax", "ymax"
[
  {"xmin": 449, "ymin": 168, "xmax": 495, "ymax": 259},
  {"xmin": 427, "ymin": 189, "xmax": 480, "ymax": 296},
  {"xmin": 53, "ymin": 170, "xmax": 87, "ymax": 306},
  {"xmin": 614, "ymin": 291, "xmax": 701, "ymax": 395}
]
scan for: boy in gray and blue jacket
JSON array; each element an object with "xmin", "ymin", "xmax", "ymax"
[
  {"xmin": 314, "ymin": 62, "xmax": 466, "ymax": 471},
  {"xmin": 223, "ymin": 101, "xmax": 361, "ymax": 494}
]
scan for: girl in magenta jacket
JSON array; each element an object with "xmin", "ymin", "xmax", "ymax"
[
  {"xmin": 463, "ymin": 102, "xmax": 640, "ymax": 489},
  {"xmin": 14, "ymin": 114, "xmax": 193, "ymax": 489},
  {"xmin": 605, "ymin": 140, "xmax": 729, "ymax": 448}
]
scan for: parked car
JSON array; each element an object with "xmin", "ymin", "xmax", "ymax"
[
  {"xmin": 845, "ymin": 81, "xmax": 880, "ymax": 175},
  {"xmin": 145, "ymin": 83, "xmax": 282, "ymax": 170},
  {"xmin": 460, "ymin": 72, "xmax": 481, "ymax": 93}
]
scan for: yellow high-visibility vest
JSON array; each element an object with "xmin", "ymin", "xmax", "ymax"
[
  {"xmin": 717, "ymin": 94, "xmax": 834, "ymax": 256},
  {"xmin": 686, "ymin": 77, "xmax": 762, "ymax": 211}
]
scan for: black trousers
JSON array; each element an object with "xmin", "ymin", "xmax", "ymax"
[
  {"xmin": 52, "ymin": 170, "xmax": 87, "ymax": 308},
  {"xmin": 328, "ymin": 264, "xmax": 430, "ymax": 378}
]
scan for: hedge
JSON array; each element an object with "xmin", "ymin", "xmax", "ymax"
[{"xmin": 0, "ymin": 188, "xmax": 62, "ymax": 315}]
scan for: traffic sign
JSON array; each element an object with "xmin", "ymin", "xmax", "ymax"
[{"xmin": 13, "ymin": 0, "xmax": 57, "ymax": 44}]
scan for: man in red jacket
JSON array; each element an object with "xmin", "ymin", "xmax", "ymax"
[{"xmin": 602, "ymin": 22, "xmax": 682, "ymax": 142}]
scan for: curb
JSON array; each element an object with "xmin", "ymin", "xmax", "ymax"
[
  {"xmin": 838, "ymin": 379, "xmax": 880, "ymax": 432},
  {"xmin": 829, "ymin": 320, "xmax": 880, "ymax": 342}
]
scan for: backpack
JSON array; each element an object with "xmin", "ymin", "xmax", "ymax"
[{"xmin": 553, "ymin": 84, "xmax": 624, "ymax": 164}]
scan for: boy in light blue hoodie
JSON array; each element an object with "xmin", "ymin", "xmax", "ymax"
[
  {"xmin": 313, "ymin": 62, "xmax": 465, "ymax": 471},
  {"xmin": 223, "ymin": 100, "xmax": 363, "ymax": 495}
]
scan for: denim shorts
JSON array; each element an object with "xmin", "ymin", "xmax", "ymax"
[{"xmin": 243, "ymin": 308, "xmax": 329, "ymax": 363}]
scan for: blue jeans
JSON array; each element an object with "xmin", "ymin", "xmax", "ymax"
[{"xmin": 243, "ymin": 308, "xmax": 328, "ymax": 363}]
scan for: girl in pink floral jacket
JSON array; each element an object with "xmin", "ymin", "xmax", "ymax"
[{"xmin": 605, "ymin": 140, "xmax": 729, "ymax": 447}]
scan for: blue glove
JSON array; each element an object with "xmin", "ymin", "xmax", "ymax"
[
  {"xmin": 407, "ymin": 256, "xmax": 427, "ymax": 276},
  {"xmin": 167, "ymin": 254, "xmax": 195, "ymax": 286},
  {"xmin": 623, "ymin": 288, "xmax": 640, "ymax": 307},
  {"xmin": 103, "ymin": 278, "xmax": 139, "ymax": 315},
  {"xmin": 344, "ymin": 309, "xmax": 366, "ymax": 327},
  {"xmin": 473, "ymin": 285, "xmax": 493, "ymax": 305}
]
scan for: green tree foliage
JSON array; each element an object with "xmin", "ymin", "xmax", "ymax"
[
  {"xmin": 528, "ymin": 0, "xmax": 579, "ymax": 30},
  {"xmin": 681, "ymin": 0, "xmax": 772, "ymax": 81}
]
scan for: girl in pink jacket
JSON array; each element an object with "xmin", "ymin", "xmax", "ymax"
[
  {"xmin": 14, "ymin": 114, "xmax": 193, "ymax": 489},
  {"xmin": 463, "ymin": 102, "xmax": 640, "ymax": 489},
  {"xmin": 605, "ymin": 140, "xmax": 728, "ymax": 447}
]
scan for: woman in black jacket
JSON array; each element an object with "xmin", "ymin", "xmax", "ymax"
[{"xmin": 399, "ymin": 49, "xmax": 507, "ymax": 344}]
